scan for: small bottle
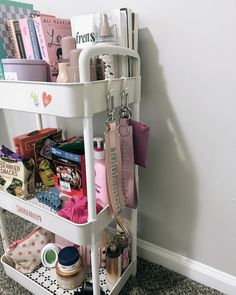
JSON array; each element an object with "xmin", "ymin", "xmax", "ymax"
[
  {"xmin": 93, "ymin": 137, "xmax": 108, "ymax": 207},
  {"xmin": 57, "ymin": 62, "xmax": 69, "ymax": 83},
  {"xmin": 106, "ymin": 240, "xmax": 121, "ymax": 286},
  {"xmin": 94, "ymin": 12, "xmax": 119, "ymax": 80},
  {"xmin": 116, "ymin": 232, "xmax": 130, "ymax": 272}
]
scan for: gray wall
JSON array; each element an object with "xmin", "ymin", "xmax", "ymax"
[{"xmin": 2, "ymin": 0, "xmax": 236, "ymax": 277}]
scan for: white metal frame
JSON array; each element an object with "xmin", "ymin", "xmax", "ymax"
[{"xmin": 0, "ymin": 44, "xmax": 141, "ymax": 295}]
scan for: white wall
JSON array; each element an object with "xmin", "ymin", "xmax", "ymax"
[{"xmin": 2, "ymin": 0, "xmax": 236, "ymax": 278}]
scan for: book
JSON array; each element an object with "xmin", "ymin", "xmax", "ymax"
[
  {"xmin": 27, "ymin": 18, "xmax": 42, "ymax": 60},
  {"xmin": 19, "ymin": 18, "xmax": 34, "ymax": 59},
  {"xmin": 13, "ymin": 20, "xmax": 26, "ymax": 58},
  {"xmin": 0, "ymin": 0, "xmax": 35, "ymax": 58},
  {"xmin": 132, "ymin": 12, "xmax": 139, "ymax": 51},
  {"xmin": 71, "ymin": 14, "xmax": 95, "ymax": 48},
  {"xmin": 6, "ymin": 19, "xmax": 21, "ymax": 58},
  {"xmin": 34, "ymin": 15, "xmax": 72, "ymax": 81}
]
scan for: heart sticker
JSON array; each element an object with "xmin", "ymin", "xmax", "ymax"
[{"xmin": 42, "ymin": 92, "xmax": 52, "ymax": 107}]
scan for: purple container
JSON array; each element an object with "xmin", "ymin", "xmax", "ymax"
[{"xmin": 2, "ymin": 59, "xmax": 47, "ymax": 82}]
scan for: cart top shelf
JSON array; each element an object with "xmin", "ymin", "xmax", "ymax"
[
  {"xmin": 0, "ymin": 45, "xmax": 141, "ymax": 118},
  {"xmin": 0, "ymin": 77, "xmax": 140, "ymax": 117}
]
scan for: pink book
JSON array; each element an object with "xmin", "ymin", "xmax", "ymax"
[
  {"xmin": 19, "ymin": 18, "xmax": 34, "ymax": 60},
  {"xmin": 33, "ymin": 16, "xmax": 72, "ymax": 81}
]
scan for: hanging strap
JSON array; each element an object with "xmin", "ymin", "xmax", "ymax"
[{"xmin": 104, "ymin": 90, "xmax": 125, "ymax": 217}]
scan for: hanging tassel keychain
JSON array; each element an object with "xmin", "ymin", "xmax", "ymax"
[
  {"xmin": 104, "ymin": 91, "xmax": 125, "ymax": 217},
  {"xmin": 118, "ymin": 89, "xmax": 138, "ymax": 209}
]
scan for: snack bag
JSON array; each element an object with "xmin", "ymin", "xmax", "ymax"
[
  {"xmin": 0, "ymin": 146, "xmax": 35, "ymax": 198},
  {"xmin": 34, "ymin": 130, "xmax": 63, "ymax": 186}
]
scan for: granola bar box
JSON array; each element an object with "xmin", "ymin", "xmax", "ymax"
[{"xmin": 0, "ymin": 146, "xmax": 35, "ymax": 198}]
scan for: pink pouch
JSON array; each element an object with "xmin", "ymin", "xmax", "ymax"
[
  {"xmin": 6, "ymin": 227, "xmax": 55, "ymax": 273},
  {"xmin": 129, "ymin": 119, "xmax": 150, "ymax": 168},
  {"xmin": 119, "ymin": 118, "xmax": 137, "ymax": 209}
]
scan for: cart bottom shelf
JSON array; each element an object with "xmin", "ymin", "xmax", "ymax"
[{"xmin": 1, "ymin": 255, "xmax": 136, "ymax": 295}]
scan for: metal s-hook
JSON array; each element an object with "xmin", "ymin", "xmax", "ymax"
[
  {"xmin": 106, "ymin": 90, "xmax": 115, "ymax": 124},
  {"xmin": 119, "ymin": 77, "xmax": 132, "ymax": 119}
]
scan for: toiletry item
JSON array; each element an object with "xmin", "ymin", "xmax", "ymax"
[
  {"xmin": 68, "ymin": 48, "xmax": 82, "ymax": 82},
  {"xmin": 1, "ymin": 59, "xmax": 47, "ymax": 81},
  {"xmin": 96, "ymin": 57, "xmax": 105, "ymax": 80},
  {"xmin": 6, "ymin": 226, "xmax": 55, "ymax": 274},
  {"xmin": 61, "ymin": 36, "xmax": 76, "ymax": 62},
  {"xmin": 57, "ymin": 62, "xmax": 69, "ymax": 83},
  {"xmin": 41, "ymin": 243, "xmax": 60, "ymax": 268},
  {"xmin": 93, "ymin": 137, "xmax": 108, "ymax": 208},
  {"xmin": 90, "ymin": 58, "xmax": 97, "ymax": 81},
  {"xmin": 116, "ymin": 232, "xmax": 130, "ymax": 271},
  {"xmin": 55, "ymin": 235, "xmax": 76, "ymax": 249},
  {"xmin": 94, "ymin": 12, "xmax": 119, "ymax": 79},
  {"xmin": 56, "ymin": 259, "xmax": 85, "ymax": 290},
  {"xmin": 100, "ymin": 54, "xmax": 119, "ymax": 80},
  {"xmin": 106, "ymin": 240, "xmax": 121, "ymax": 286},
  {"xmin": 58, "ymin": 246, "xmax": 81, "ymax": 272},
  {"xmin": 56, "ymin": 246, "xmax": 85, "ymax": 289}
]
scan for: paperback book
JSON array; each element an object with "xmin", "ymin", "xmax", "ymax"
[{"xmin": 34, "ymin": 15, "xmax": 72, "ymax": 81}]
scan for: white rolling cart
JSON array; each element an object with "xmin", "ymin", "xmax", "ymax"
[{"xmin": 0, "ymin": 45, "xmax": 141, "ymax": 295}]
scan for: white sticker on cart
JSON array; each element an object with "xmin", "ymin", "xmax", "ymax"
[{"xmin": 4, "ymin": 72, "xmax": 18, "ymax": 81}]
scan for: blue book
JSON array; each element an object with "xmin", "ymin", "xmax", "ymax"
[{"xmin": 27, "ymin": 18, "xmax": 42, "ymax": 59}]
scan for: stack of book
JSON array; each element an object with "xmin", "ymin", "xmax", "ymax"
[{"xmin": 0, "ymin": 3, "xmax": 138, "ymax": 82}]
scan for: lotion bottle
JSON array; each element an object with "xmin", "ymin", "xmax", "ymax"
[{"xmin": 93, "ymin": 137, "xmax": 108, "ymax": 207}]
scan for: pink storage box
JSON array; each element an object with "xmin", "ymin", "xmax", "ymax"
[{"xmin": 2, "ymin": 58, "xmax": 47, "ymax": 81}]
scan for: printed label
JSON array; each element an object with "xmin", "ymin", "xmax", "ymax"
[
  {"xmin": 16, "ymin": 205, "xmax": 42, "ymax": 223},
  {"xmin": 60, "ymin": 180, "xmax": 71, "ymax": 192}
]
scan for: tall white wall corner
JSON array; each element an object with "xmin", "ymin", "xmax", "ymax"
[{"xmin": 137, "ymin": 239, "xmax": 236, "ymax": 295}]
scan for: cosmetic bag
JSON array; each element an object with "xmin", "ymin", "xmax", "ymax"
[
  {"xmin": 6, "ymin": 226, "xmax": 55, "ymax": 273},
  {"xmin": 129, "ymin": 119, "xmax": 150, "ymax": 168}
]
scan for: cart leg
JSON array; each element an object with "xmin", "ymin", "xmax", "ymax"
[
  {"xmin": 0, "ymin": 209, "xmax": 9, "ymax": 252},
  {"xmin": 83, "ymin": 116, "xmax": 100, "ymax": 294},
  {"xmin": 131, "ymin": 208, "xmax": 137, "ymax": 276}
]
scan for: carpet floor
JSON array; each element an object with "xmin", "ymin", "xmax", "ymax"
[{"xmin": 0, "ymin": 212, "xmax": 225, "ymax": 295}]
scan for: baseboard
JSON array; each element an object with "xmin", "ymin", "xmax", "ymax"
[{"xmin": 137, "ymin": 239, "xmax": 236, "ymax": 295}]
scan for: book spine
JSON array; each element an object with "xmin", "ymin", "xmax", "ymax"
[
  {"xmin": 19, "ymin": 18, "xmax": 34, "ymax": 60},
  {"xmin": 27, "ymin": 18, "xmax": 42, "ymax": 60},
  {"xmin": 13, "ymin": 20, "xmax": 26, "ymax": 59},
  {"xmin": 6, "ymin": 20, "xmax": 21, "ymax": 59},
  {"xmin": 33, "ymin": 17, "xmax": 48, "ymax": 61}
]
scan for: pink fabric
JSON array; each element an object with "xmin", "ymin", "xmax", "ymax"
[{"xmin": 58, "ymin": 197, "xmax": 103, "ymax": 224}]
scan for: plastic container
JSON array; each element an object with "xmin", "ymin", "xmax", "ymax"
[
  {"xmin": 56, "ymin": 247, "xmax": 85, "ymax": 289},
  {"xmin": 2, "ymin": 59, "xmax": 47, "ymax": 81},
  {"xmin": 93, "ymin": 137, "xmax": 109, "ymax": 207}
]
